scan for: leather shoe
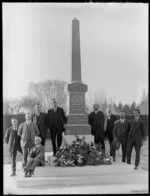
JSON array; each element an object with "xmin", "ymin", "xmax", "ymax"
[
  {"xmin": 11, "ymin": 171, "xmax": 16, "ymax": 176},
  {"xmin": 134, "ymin": 166, "xmax": 138, "ymax": 170},
  {"xmin": 24, "ymin": 170, "xmax": 28, "ymax": 177},
  {"xmin": 28, "ymin": 169, "xmax": 33, "ymax": 177}
]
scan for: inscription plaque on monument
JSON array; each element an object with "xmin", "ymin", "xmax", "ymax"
[{"xmin": 64, "ymin": 17, "xmax": 93, "ymax": 142}]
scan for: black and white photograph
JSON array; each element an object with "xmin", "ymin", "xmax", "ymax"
[{"xmin": 3, "ymin": 2, "xmax": 148, "ymax": 194}]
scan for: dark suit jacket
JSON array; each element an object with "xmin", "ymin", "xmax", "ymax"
[
  {"xmin": 128, "ymin": 118, "xmax": 146, "ymax": 145},
  {"xmin": 28, "ymin": 144, "xmax": 45, "ymax": 165},
  {"xmin": 32, "ymin": 112, "xmax": 47, "ymax": 139},
  {"xmin": 113, "ymin": 119, "xmax": 131, "ymax": 143},
  {"xmin": 5, "ymin": 126, "xmax": 22, "ymax": 153},
  {"xmin": 47, "ymin": 107, "xmax": 67, "ymax": 132},
  {"xmin": 89, "ymin": 111, "xmax": 105, "ymax": 139},
  {"xmin": 105, "ymin": 115, "xmax": 117, "ymax": 139}
]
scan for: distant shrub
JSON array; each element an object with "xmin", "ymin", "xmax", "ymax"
[{"xmin": 3, "ymin": 114, "xmax": 148, "ymax": 138}]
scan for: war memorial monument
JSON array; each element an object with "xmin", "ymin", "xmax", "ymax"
[{"xmin": 4, "ymin": 18, "xmax": 148, "ymax": 194}]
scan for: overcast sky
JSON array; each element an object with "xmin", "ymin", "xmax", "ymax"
[{"xmin": 3, "ymin": 3, "xmax": 148, "ymax": 104}]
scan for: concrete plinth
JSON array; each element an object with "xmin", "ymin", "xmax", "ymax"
[{"xmin": 11, "ymin": 161, "xmax": 148, "ymax": 194}]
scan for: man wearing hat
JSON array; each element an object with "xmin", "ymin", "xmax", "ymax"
[{"xmin": 111, "ymin": 111, "xmax": 131, "ymax": 162}]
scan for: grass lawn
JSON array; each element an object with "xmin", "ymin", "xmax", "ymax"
[{"xmin": 3, "ymin": 138, "xmax": 148, "ymax": 171}]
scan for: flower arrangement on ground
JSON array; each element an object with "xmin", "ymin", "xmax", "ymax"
[{"xmin": 53, "ymin": 135, "xmax": 112, "ymax": 167}]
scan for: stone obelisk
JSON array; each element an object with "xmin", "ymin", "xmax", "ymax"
[{"xmin": 64, "ymin": 18, "xmax": 93, "ymax": 143}]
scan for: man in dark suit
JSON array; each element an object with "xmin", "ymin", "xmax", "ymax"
[
  {"xmin": 127, "ymin": 109, "xmax": 146, "ymax": 169},
  {"xmin": 89, "ymin": 103, "xmax": 105, "ymax": 150},
  {"xmin": 111, "ymin": 111, "xmax": 131, "ymax": 162},
  {"xmin": 104, "ymin": 108, "xmax": 117, "ymax": 156},
  {"xmin": 32, "ymin": 103, "xmax": 48, "ymax": 146},
  {"xmin": 47, "ymin": 99, "xmax": 67, "ymax": 156},
  {"xmin": 5, "ymin": 118, "xmax": 22, "ymax": 176}
]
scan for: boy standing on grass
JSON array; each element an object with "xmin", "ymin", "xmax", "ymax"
[
  {"xmin": 5, "ymin": 118, "xmax": 22, "ymax": 176},
  {"xmin": 24, "ymin": 136, "xmax": 45, "ymax": 177}
]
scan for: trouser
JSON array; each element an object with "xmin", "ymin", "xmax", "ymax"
[
  {"xmin": 111, "ymin": 141, "xmax": 127, "ymax": 162},
  {"xmin": 51, "ymin": 129, "xmax": 63, "ymax": 154},
  {"xmin": 107, "ymin": 136, "xmax": 113, "ymax": 156},
  {"xmin": 94, "ymin": 135, "xmax": 105, "ymax": 150},
  {"xmin": 22, "ymin": 146, "xmax": 32, "ymax": 167},
  {"xmin": 127, "ymin": 139, "xmax": 141, "ymax": 167},
  {"xmin": 10, "ymin": 148, "xmax": 22, "ymax": 172},
  {"xmin": 26, "ymin": 158, "xmax": 44, "ymax": 171}
]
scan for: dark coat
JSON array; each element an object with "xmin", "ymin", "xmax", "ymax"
[
  {"xmin": 128, "ymin": 118, "xmax": 146, "ymax": 145},
  {"xmin": 113, "ymin": 119, "xmax": 131, "ymax": 143},
  {"xmin": 28, "ymin": 144, "xmax": 45, "ymax": 165},
  {"xmin": 5, "ymin": 126, "xmax": 22, "ymax": 154},
  {"xmin": 47, "ymin": 107, "xmax": 67, "ymax": 132},
  {"xmin": 32, "ymin": 112, "xmax": 48, "ymax": 139},
  {"xmin": 105, "ymin": 114, "xmax": 117, "ymax": 139},
  {"xmin": 89, "ymin": 111, "xmax": 105, "ymax": 139}
]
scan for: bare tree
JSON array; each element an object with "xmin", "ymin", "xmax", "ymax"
[
  {"xmin": 139, "ymin": 90, "xmax": 148, "ymax": 114},
  {"xmin": 28, "ymin": 79, "xmax": 67, "ymax": 112},
  {"xmin": 93, "ymin": 88, "xmax": 108, "ymax": 113}
]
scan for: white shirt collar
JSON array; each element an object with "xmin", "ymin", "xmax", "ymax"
[
  {"xmin": 26, "ymin": 120, "xmax": 31, "ymax": 125},
  {"xmin": 120, "ymin": 119, "xmax": 125, "ymax": 123},
  {"xmin": 135, "ymin": 117, "xmax": 139, "ymax": 121},
  {"xmin": 94, "ymin": 110, "xmax": 99, "ymax": 114}
]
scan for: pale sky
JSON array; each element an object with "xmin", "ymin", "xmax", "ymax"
[{"xmin": 3, "ymin": 3, "xmax": 148, "ymax": 104}]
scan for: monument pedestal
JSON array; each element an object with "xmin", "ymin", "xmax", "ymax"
[
  {"xmin": 64, "ymin": 18, "xmax": 93, "ymax": 144},
  {"xmin": 65, "ymin": 82, "xmax": 93, "ymax": 143}
]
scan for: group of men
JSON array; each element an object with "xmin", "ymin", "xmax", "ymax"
[
  {"xmin": 5, "ymin": 99, "xmax": 66, "ymax": 177},
  {"xmin": 89, "ymin": 104, "xmax": 146, "ymax": 170},
  {"xmin": 5, "ymin": 99, "xmax": 146, "ymax": 177}
]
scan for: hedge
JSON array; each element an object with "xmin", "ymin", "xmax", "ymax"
[{"xmin": 3, "ymin": 114, "xmax": 148, "ymax": 138}]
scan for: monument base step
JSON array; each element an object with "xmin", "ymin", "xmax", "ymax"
[
  {"xmin": 16, "ymin": 162, "xmax": 148, "ymax": 190},
  {"xmin": 65, "ymin": 124, "xmax": 91, "ymax": 135}
]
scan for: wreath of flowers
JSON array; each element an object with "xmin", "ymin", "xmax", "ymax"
[{"xmin": 53, "ymin": 135, "xmax": 112, "ymax": 167}]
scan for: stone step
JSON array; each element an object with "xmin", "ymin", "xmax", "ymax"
[
  {"xmin": 65, "ymin": 124, "xmax": 91, "ymax": 135},
  {"xmin": 67, "ymin": 114, "xmax": 89, "ymax": 124},
  {"xmin": 16, "ymin": 162, "xmax": 148, "ymax": 189}
]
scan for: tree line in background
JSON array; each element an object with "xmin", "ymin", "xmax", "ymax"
[{"xmin": 3, "ymin": 79, "xmax": 148, "ymax": 115}]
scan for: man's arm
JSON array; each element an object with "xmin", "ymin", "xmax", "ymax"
[
  {"xmin": 4, "ymin": 128, "xmax": 10, "ymax": 144},
  {"xmin": 62, "ymin": 108, "xmax": 67, "ymax": 124},
  {"xmin": 46, "ymin": 110, "xmax": 51, "ymax": 129},
  {"xmin": 18, "ymin": 123, "xmax": 23, "ymax": 137},
  {"xmin": 88, "ymin": 113, "xmax": 92, "ymax": 125},
  {"xmin": 141, "ymin": 120, "xmax": 147, "ymax": 140},
  {"xmin": 34, "ymin": 124, "xmax": 40, "ymax": 136},
  {"xmin": 36, "ymin": 147, "xmax": 45, "ymax": 160},
  {"xmin": 101, "ymin": 112, "xmax": 105, "ymax": 132},
  {"xmin": 44, "ymin": 113, "xmax": 48, "ymax": 128},
  {"xmin": 113, "ymin": 121, "xmax": 117, "ymax": 139}
]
